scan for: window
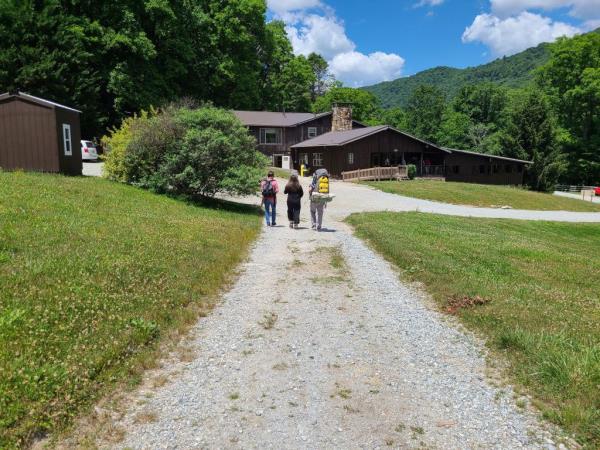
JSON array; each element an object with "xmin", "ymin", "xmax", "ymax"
[
  {"xmin": 62, "ymin": 124, "xmax": 72, "ymax": 156},
  {"xmin": 347, "ymin": 152, "xmax": 354, "ymax": 165},
  {"xmin": 452, "ymin": 165, "xmax": 460, "ymax": 174},
  {"xmin": 259, "ymin": 128, "xmax": 281, "ymax": 145},
  {"xmin": 313, "ymin": 153, "xmax": 323, "ymax": 166},
  {"xmin": 299, "ymin": 153, "xmax": 309, "ymax": 165},
  {"xmin": 308, "ymin": 127, "xmax": 317, "ymax": 139},
  {"xmin": 505, "ymin": 164, "xmax": 513, "ymax": 173}
]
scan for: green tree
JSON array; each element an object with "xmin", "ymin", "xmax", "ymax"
[
  {"xmin": 437, "ymin": 109, "xmax": 473, "ymax": 149},
  {"xmin": 307, "ymin": 52, "xmax": 332, "ymax": 101},
  {"xmin": 313, "ymin": 86, "xmax": 381, "ymax": 123},
  {"xmin": 406, "ymin": 85, "xmax": 446, "ymax": 142},
  {"xmin": 500, "ymin": 90, "xmax": 566, "ymax": 191},
  {"xmin": 538, "ymin": 32, "xmax": 600, "ymax": 184},
  {"xmin": 272, "ymin": 55, "xmax": 316, "ymax": 112},
  {"xmin": 453, "ymin": 83, "xmax": 508, "ymax": 126}
]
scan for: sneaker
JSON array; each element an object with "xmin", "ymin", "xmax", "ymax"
[
  {"xmin": 266, "ymin": 222, "xmax": 271, "ymax": 227},
  {"xmin": 272, "ymin": 222, "xmax": 277, "ymax": 226},
  {"xmin": 294, "ymin": 223, "xmax": 299, "ymax": 229},
  {"xmin": 311, "ymin": 224, "xmax": 316, "ymax": 229},
  {"xmin": 289, "ymin": 222, "xmax": 294, "ymax": 228},
  {"xmin": 317, "ymin": 226, "xmax": 322, "ymax": 231}
]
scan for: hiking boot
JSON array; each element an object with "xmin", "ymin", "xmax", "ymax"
[
  {"xmin": 289, "ymin": 222, "xmax": 293, "ymax": 228},
  {"xmin": 294, "ymin": 223, "xmax": 299, "ymax": 229}
]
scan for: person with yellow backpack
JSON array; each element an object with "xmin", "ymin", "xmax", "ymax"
[{"xmin": 308, "ymin": 168, "xmax": 334, "ymax": 231}]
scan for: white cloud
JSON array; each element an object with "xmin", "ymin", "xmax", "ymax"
[
  {"xmin": 285, "ymin": 14, "xmax": 354, "ymax": 60},
  {"xmin": 462, "ymin": 12, "xmax": 580, "ymax": 56},
  {"xmin": 490, "ymin": 0, "xmax": 600, "ymax": 20},
  {"xmin": 414, "ymin": 0, "xmax": 444, "ymax": 7},
  {"xmin": 329, "ymin": 51, "xmax": 405, "ymax": 87},
  {"xmin": 267, "ymin": 0, "xmax": 322, "ymax": 15},
  {"xmin": 268, "ymin": 1, "xmax": 405, "ymax": 86}
]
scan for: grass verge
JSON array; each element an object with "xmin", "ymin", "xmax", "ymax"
[
  {"xmin": 0, "ymin": 172, "xmax": 261, "ymax": 448},
  {"xmin": 367, "ymin": 180, "xmax": 600, "ymax": 212},
  {"xmin": 267, "ymin": 166, "xmax": 293, "ymax": 180},
  {"xmin": 347, "ymin": 212, "xmax": 599, "ymax": 447}
]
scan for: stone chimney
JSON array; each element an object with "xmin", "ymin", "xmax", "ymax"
[{"xmin": 331, "ymin": 103, "xmax": 353, "ymax": 132}]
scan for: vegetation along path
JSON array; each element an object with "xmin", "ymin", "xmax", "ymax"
[{"xmin": 102, "ymin": 180, "xmax": 571, "ymax": 449}]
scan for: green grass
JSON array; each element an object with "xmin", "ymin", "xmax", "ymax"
[
  {"xmin": 368, "ymin": 180, "xmax": 600, "ymax": 212},
  {"xmin": 0, "ymin": 172, "xmax": 261, "ymax": 448},
  {"xmin": 347, "ymin": 212, "xmax": 600, "ymax": 447},
  {"xmin": 267, "ymin": 166, "xmax": 293, "ymax": 179}
]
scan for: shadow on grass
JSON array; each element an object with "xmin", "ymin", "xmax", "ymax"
[{"xmin": 183, "ymin": 194, "xmax": 262, "ymax": 216}]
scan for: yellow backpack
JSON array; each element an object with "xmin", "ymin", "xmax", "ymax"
[{"xmin": 318, "ymin": 175, "xmax": 329, "ymax": 194}]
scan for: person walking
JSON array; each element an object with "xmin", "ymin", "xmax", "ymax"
[
  {"xmin": 260, "ymin": 170, "xmax": 279, "ymax": 227},
  {"xmin": 309, "ymin": 168, "xmax": 329, "ymax": 231},
  {"xmin": 284, "ymin": 174, "xmax": 303, "ymax": 229}
]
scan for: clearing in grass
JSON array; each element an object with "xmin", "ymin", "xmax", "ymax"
[
  {"xmin": 368, "ymin": 180, "xmax": 600, "ymax": 212},
  {"xmin": 0, "ymin": 172, "xmax": 261, "ymax": 448},
  {"xmin": 347, "ymin": 212, "xmax": 599, "ymax": 448}
]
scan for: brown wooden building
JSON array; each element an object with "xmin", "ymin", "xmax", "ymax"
[
  {"xmin": 0, "ymin": 91, "xmax": 82, "ymax": 175},
  {"xmin": 291, "ymin": 125, "xmax": 531, "ymax": 185},
  {"xmin": 234, "ymin": 105, "xmax": 363, "ymax": 169},
  {"xmin": 444, "ymin": 148, "xmax": 530, "ymax": 185}
]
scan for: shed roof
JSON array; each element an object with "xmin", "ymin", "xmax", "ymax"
[
  {"xmin": 0, "ymin": 91, "xmax": 81, "ymax": 113},
  {"xmin": 233, "ymin": 110, "xmax": 331, "ymax": 127},
  {"xmin": 291, "ymin": 125, "xmax": 449, "ymax": 152},
  {"xmin": 443, "ymin": 148, "xmax": 532, "ymax": 164}
]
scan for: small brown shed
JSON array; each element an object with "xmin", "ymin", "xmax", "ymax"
[{"xmin": 0, "ymin": 91, "xmax": 82, "ymax": 175}]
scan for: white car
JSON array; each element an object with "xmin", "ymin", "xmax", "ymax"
[{"xmin": 81, "ymin": 140, "xmax": 99, "ymax": 161}]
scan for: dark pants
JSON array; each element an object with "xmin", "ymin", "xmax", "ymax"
[{"xmin": 287, "ymin": 201, "xmax": 301, "ymax": 224}]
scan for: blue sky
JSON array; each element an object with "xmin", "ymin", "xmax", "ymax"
[{"xmin": 267, "ymin": 0, "xmax": 600, "ymax": 86}]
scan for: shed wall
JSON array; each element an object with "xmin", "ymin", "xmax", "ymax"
[{"xmin": 0, "ymin": 98, "xmax": 59, "ymax": 172}]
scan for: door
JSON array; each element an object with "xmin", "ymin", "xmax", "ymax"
[
  {"xmin": 282, "ymin": 155, "xmax": 291, "ymax": 169},
  {"xmin": 274, "ymin": 154, "xmax": 283, "ymax": 168}
]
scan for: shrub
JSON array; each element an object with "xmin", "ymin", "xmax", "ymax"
[
  {"xmin": 407, "ymin": 164, "xmax": 417, "ymax": 180},
  {"xmin": 102, "ymin": 105, "xmax": 267, "ymax": 197}
]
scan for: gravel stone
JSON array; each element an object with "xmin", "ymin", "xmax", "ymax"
[{"xmin": 110, "ymin": 179, "xmax": 573, "ymax": 449}]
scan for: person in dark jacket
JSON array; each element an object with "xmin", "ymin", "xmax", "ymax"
[{"xmin": 284, "ymin": 174, "xmax": 304, "ymax": 229}]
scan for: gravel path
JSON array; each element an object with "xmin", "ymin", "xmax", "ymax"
[{"xmin": 109, "ymin": 180, "xmax": 569, "ymax": 450}]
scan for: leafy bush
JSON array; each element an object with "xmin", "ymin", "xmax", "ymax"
[
  {"xmin": 407, "ymin": 164, "xmax": 417, "ymax": 180},
  {"xmin": 103, "ymin": 105, "xmax": 267, "ymax": 197}
]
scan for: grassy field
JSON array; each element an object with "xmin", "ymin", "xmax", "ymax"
[
  {"xmin": 0, "ymin": 172, "xmax": 261, "ymax": 448},
  {"xmin": 347, "ymin": 212, "xmax": 599, "ymax": 447},
  {"xmin": 368, "ymin": 180, "xmax": 600, "ymax": 212},
  {"xmin": 267, "ymin": 166, "xmax": 293, "ymax": 179}
]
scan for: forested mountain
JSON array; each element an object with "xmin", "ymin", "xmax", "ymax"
[{"xmin": 364, "ymin": 42, "xmax": 552, "ymax": 108}]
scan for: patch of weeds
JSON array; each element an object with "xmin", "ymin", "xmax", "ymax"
[
  {"xmin": 343, "ymin": 404, "xmax": 359, "ymax": 413},
  {"xmin": 241, "ymin": 349, "xmax": 254, "ymax": 357},
  {"xmin": 288, "ymin": 401, "xmax": 299, "ymax": 407},
  {"xmin": 178, "ymin": 346, "xmax": 196, "ymax": 362},
  {"xmin": 445, "ymin": 295, "xmax": 491, "ymax": 314},
  {"xmin": 152, "ymin": 375, "xmax": 169, "ymax": 388},
  {"xmin": 228, "ymin": 392, "xmax": 240, "ymax": 400},
  {"xmin": 369, "ymin": 389, "xmax": 380, "ymax": 394},
  {"xmin": 329, "ymin": 248, "xmax": 345, "ymax": 270},
  {"xmin": 272, "ymin": 362, "xmax": 289, "ymax": 371},
  {"xmin": 133, "ymin": 411, "xmax": 158, "ymax": 424},
  {"xmin": 310, "ymin": 275, "xmax": 347, "ymax": 284},
  {"xmin": 385, "ymin": 438, "xmax": 394, "ymax": 446},
  {"xmin": 259, "ymin": 312, "xmax": 278, "ymax": 330},
  {"xmin": 411, "ymin": 426, "xmax": 425, "ymax": 438},
  {"xmin": 395, "ymin": 423, "xmax": 406, "ymax": 433},
  {"xmin": 332, "ymin": 384, "xmax": 352, "ymax": 399},
  {"xmin": 516, "ymin": 399, "xmax": 527, "ymax": 409}
]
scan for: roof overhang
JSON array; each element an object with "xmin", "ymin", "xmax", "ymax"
[{"xmin": 443, "ymin": 147, "xmax": 532, "ymax": 164}]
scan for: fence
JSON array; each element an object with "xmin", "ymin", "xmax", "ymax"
[
  {"xmin": 342, "ymin": 166, "xmax": 408, "ymax": 182},
  {"xmin": 555, "ymin": 185, "xmax": 596, "ymax": 193}
]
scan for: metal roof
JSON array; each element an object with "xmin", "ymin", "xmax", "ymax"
[
  {"xmin": 0, "ymin": 91, "xmax": 81, "ymax": 113},
  {"xmin": 443, "ymin": 147, "xmax": 532, "ymax": 164},
  {"xmin": 233, "ymin": 110, "xmax": 331, "ymax": 127},
  {"xmin": 291, "ymin": 125, "xmax": 449, "ymax": 152}
]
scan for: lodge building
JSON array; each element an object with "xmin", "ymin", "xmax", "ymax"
[{"xmin": 236, "ymin": 104, "xmax": 531, "ymax": 185}]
